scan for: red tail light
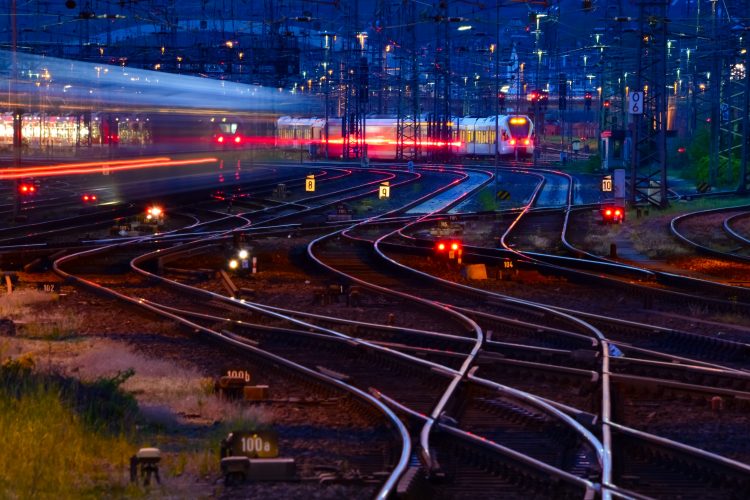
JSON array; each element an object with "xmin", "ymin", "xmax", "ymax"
[
  {"xmin": 509, "ymin": 139, "xmax": 516, "ymax": 145},
  {"xmin": 437, "ymin": 242, "xmax": 446, "ymax": 251},
  {"xmin": 234, "ymin": 136, "xmax": 241, "ymax": 144},
  {"xmin": 605, "ymin": 209, "xmax": 612, "ymax": 216},
  {"xmin": 614, "ymin": 209, "xmax": 622, "ymax": 216},
  {"xmin": 83, "ymin": 195, "xmax": 89, "ymax": 201},
  {"xmin": 451, "ymin": 242, "xmax": 460, "ymax": 251},
  {"xmin": 524, "ymin": 139, "xmax": 530, "ymax": 145},
  {"xmin": 217, "ymin": 136, "xmax": 225, "ymax": 143}
]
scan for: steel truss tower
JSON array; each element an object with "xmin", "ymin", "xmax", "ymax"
[
  {"xmin": 396, "ymin": 0, "xmax": 421, "ymax": 161},
  {"xmin": 629, "ymin": 0, "xmax": 669, "ymax": 207},
  {"xmin": 428, "ymin": 0, "xmax": 453, "ymax": 162},
  {"xmin": 343, "ymin": 0, "xmax": 367, "ymax": 160},
  {"xmin": 599, "ymin": 0, "xmax": 627, "ymax": 156},
  {"xmin": 711, "ymin": 0, "xmax": 750, "ymax": 193}
]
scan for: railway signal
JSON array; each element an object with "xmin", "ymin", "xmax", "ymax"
[
  {"xmin": 144, "ymin": 205, "xmax": 165, "ymax": 225},
  {"xmin": 82, "ymin": 193, "xmax": 98, "ymax": 203},
  {"xmin": 601, "ymin": 206, "xmax": 624, "ymax": 224},
  {"xmin": 435, "ymin": 239, "xmax": 463, "ymax": 263},
  {"xmin": 19, "ymin": 183, "xmax": 37, "ymax": 195}
]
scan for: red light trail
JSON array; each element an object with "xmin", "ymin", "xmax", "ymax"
[{"xmin": 0, "ymin": 157, "xmax": 218, "ymax": 180}]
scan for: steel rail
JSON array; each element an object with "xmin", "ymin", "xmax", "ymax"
[
  {"xmin": 53, "ymin": 236, "xmax": 411, "ymax": 500},
  {"xmin": 724, "ymin": 211, "xmax": 750, "ymax": 246}
]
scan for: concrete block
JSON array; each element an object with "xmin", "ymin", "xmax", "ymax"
[{"xmin": 464, "ymin": 263, "xmax": 487, "ymax": 280}]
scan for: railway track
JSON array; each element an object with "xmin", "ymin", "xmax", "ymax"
[{"xmin": 6, "ymin": 159, "xmax": 746, "ymax": 497}]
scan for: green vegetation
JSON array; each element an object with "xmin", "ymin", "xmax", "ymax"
[
  {"xmin": 475, "ymin": 187, "xmax": 498, "ymax": 212},
  {"xmin": 681, "ymin": 126, "xmax": 742, "ymax": 189},
  {"xmin": 0, "ymin": 355, "xmax": 136, "ymax": 499}
]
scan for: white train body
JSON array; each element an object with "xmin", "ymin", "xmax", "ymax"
[{"xmin": 276, "ymin": 115, "xmax": 534, "ymax": 160}]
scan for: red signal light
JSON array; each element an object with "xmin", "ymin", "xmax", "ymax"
[
  {"xmin": 605, "ymin": 209, "xmax": 612, "ymax": 217},
  {"xmin": 217, "ymin": 135, "xmax": 225, "ymax": 143},
  {"xmin": 234, "ymin": 136, "xmax": 241, "ymax": 144},
  {"xmin": 451, "ymin": 242, "xmax": 460, "ymax": 251},
  {"xmin": 437, "ymin": 242, "xmax": 446, "ymax": 251},
  {"xmin": 614, "ymin": 209, "xmax": 622, "ymax": 216},
  {"xmin": 19, "ymin": 183, "xmax": 36, "ymax": 194},
  {"xmin": 83, "ymin": 195, "xmax": 89, "ymax": 201}
]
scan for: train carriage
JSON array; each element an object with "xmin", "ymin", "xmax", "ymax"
[{"xmin": 276, "ymin": 114, "xmax": 534, "ymax": 160}]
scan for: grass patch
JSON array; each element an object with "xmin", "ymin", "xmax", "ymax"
[
  {"xmin": 0, "ymin": 290, "xmax": 82, "ymax": 340},
  {"xmin": 0, "ymin": 355, "xmax": 137, "ymax": 498}
]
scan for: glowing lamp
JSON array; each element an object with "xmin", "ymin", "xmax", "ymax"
[
  {"xmin": 228, "ymin": 259, "xmax": 239, "ymax": 270},
  {"xmin": 238, "ymin": 249, "xmax": 249, "ymax": 259}
]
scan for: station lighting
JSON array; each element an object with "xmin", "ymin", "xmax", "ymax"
[{"xmin": 238, "ymin": 249, "xmax": 249, "ymax": 260}]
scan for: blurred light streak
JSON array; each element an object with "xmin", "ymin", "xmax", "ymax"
[
  {"xmin": 0, "ymin": 157, "xmax": 218, "ymax": 180},
  {"xmin": 0, "ymin": 157, "xmax": 171, "ymax": 175}
]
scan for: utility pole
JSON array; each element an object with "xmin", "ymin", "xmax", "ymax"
[
  {"xmin": 494, "ymin": 1, "xmax": 500, "ymax": 181},
  {"xmin": 11, "ymin": 0, "xmax": 21, "ymax": 221},
  {"xmin": 708, "ymin": 0, "xmax": 721, "ymax": 187}
]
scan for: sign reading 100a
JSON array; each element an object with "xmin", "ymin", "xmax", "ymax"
[{"xmin": 227, "ymin": 430, "xmax": 279, "ymax": 458}]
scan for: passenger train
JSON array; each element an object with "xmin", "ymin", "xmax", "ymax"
[{"xmin": 275, "ymin": 114, "xmax": 534, "ymax": 159}]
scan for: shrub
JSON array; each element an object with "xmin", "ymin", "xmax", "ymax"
[{"xmin": 0, "ymin": 368, "xmax": 133, "ymax": 498}]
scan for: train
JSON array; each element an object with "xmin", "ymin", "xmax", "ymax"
[
  {"xmin": 3, "ymin": 109, "xmax": 533, "ymax": 160},
  {"xmin": 275, "ymin": 114, "xmax": 535, "ymax": 159}
]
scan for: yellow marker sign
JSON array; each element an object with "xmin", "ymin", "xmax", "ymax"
[
  {"xmin": 602, "ymin": 175, "xmax": 613, "ymax": 192},
  {"xmin": 379, "ymin": 181, "xmax": 390, "ymax": 199},
  {"xmin": 305, "ymin": 175, "xmax": 316, "ymax": 192}
]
